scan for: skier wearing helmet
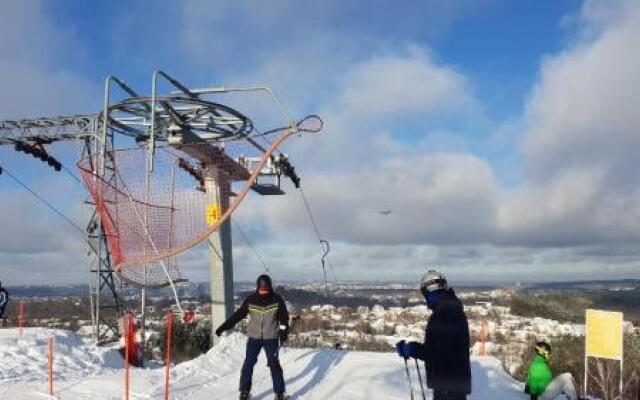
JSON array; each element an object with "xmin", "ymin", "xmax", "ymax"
[
  {"xmin": 525, "ymin": 340, "xmax": 583, "ymax": 400},
  {"xmin": 396, "ymin": 269, "xmax": 472, "ymax": 400},
  {"xmin": 215, "ymin": 274, "xmax": 289, "ymax": 400}
]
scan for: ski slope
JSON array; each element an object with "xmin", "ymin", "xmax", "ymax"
[{"xmin": 0, "ymin": 328, "xmax": 529, "ymax": 399}]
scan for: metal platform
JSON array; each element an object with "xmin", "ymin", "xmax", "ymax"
[{"xmin": 252, "ymin": 183, "xmax": 285, "ymax": 195}]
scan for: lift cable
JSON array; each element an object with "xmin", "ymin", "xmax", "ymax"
[
  {"xmin": 0, "ymin": 164, "xmax": 85, "ymax": 235},
  {"xmin": 60, "ymin": 163, "xmax": 83, "ymax": 185},
  {"xmin": 252, "ymin": 122, "xmax": 339, "ymax": 286},
  {"xmin": 237, "ymin": 121, "xmax": 339, "ymax": 288},
  {"xmin": 232, "ymin": 218, "xmax": 272, "ymax": 275},
  {"xmin": 299, "ymin": 186, "xmax": 322, "ymax": 239},
  {"xmin": 298, "ymin": 186, "xmax": 339, "ymax": 286}
]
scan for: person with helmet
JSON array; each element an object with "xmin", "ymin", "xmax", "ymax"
[
  {"xmin": 525, "ymin": 341, "xmax": 582, "ymax": 400},
  {"xmin": 0, "ymin": 280, "xmax": 9, "ymax": 322},
  {"xmin": 215, "ymin": 274, "xmax": 289, "ymax": 400},
  {"xmin": 395, "ymin": 269, "xmax": 472, "ymax": 400}
]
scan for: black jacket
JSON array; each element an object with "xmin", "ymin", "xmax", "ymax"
[
  {"xmin": 0, "ymin": 287, "xmax": 8, "ymax": 310},
  {"xmin": 414, "ymin": 288, "xmax": 472, "ymax": 394},
  {"xmin": 218, "ymin": 292, "xmax": 289, "ymax": 340}
]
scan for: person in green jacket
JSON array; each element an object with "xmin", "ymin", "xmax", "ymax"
[{"xmin": 525, "ymin": 341, "xmax": 583, "ymax": 400}]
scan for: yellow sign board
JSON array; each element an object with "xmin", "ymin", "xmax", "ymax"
[
  {"xmin": 206, "ymin": 204, "xmax": 221, "ymax": 226},
  {"xmin": 586, "ymin": 309, "xmax": 623, "ymax": 360}
]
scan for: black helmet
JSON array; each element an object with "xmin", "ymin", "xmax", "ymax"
[
  {"xmin": 535, "ymin": 341, "xmax": 552, "ymax": 359},
  {"xmin": 256, "ymin": 274, "xmax": 272, "ymax": 290}
]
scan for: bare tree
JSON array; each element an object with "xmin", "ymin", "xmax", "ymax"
[{"xmin": 587, "ymin": 335, "xmax": 640, "ymax": 400}]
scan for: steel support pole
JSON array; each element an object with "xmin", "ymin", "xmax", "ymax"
[
  {"xmin": 584, "ymin": 355, "xmax": 588, "ymax": 397},
  {"xmin": 88, "ymin": 76, "xmax": 129, "ymax": 344},
  {"xmin": 620, "ymin": 326, "xmax": 624, "ymax": 398},
  {"xmin": 620, "ymin": 348, "xmax": 624, "ymax": 399},
  {"xmin": 620, "ymin": 358, "xmax": 624, "ymax": 399},
  {"xmin": 205, "ymin": 167, "xmax": 234, "ymax": 346}
]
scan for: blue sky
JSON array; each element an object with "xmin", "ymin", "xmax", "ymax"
[{"xmin": 1, "ymin": 0, "xmax": 640, "ymax": 286}]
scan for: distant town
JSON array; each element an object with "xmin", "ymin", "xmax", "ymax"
[{"xmin": 3, "ymin": 279, "xmax": 638, "ymax": 365}]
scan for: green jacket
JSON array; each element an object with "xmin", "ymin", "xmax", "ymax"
[{"xmin": 525, "ymin": 355, "xmax": 553, "ymax": 396}]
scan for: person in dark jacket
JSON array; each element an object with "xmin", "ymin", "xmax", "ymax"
[
  {"xmin": 0, "ymin": 280, "xmax": 9, "ymax": 322},
  {"xmin": 215, "ymin": 274, "xmax": 289, "ymax": 400},
  {"xmin": 396, "ymin": 269, "xmax": 472, "ymax": 400}
]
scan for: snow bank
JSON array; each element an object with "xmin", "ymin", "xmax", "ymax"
[
  {"xmin": 0, "ymin": 329, "xmax": 533, "ymax": 399},
  {"xmin": 0, "ymin": 328, "xmax": 121, "ymax": 384}
]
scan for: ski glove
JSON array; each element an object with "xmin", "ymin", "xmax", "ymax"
[
  {"xmin": 279, "ymin": 326, "xmax": 289, "ymax": 343},
  {"xmin": 395, "ymin": 340, "xmax": 419, "ymax": 359},
  {"xmin": 215, "ymin": 326, "xmax": 224, "ymax": 337}
]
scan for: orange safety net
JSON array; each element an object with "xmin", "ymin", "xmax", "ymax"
[
  {"xmin": 77, "ymin": 126, "xmax": 299, "ymax": 278},
  {"xmin": 77, "ymin": 116, "xmax": 321, "ymax": 285}
]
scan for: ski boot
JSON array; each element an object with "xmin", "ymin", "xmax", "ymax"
[
  {"xmin": 275, "ymin": 393, "xmax": 289, "ymax": 400},
  {"xmin": 239, "ymin": 391, "xmax": 251, "ymax": 400}
]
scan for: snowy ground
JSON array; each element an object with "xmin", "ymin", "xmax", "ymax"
[{"xmin": 0, "ymin": 328, "xmax": 529, "ymax": 399}]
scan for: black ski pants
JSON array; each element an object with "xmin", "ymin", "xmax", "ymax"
[{"xmin": 240, "ymin": 338, "xmax": 285, "ymax": 394}]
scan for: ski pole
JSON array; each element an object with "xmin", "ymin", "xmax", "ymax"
[
  {"xmin": 414, "ymin": 358, "xmax": 426, "ymax": 400},
  {"xmin": 403, "ymin": 357, "xmax": 415, "ymax": 400}
]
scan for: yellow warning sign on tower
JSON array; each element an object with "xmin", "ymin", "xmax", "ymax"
[
  {"xmin": 206, "ymin": 204, "xmax": 221, "ymax": 226},
  {"xmin": 586, "ymin": 309, "xmax": 623, "ymax": 360}
]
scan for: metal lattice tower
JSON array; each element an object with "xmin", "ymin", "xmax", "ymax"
[{"xmin": 0, "ymin": 112, "xmax": 124, "ymax": 343}]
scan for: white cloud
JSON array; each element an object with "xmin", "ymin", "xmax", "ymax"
[
  {"xmin": 178, "ymin": 0, "xmax": 480, "ymax": 76},
  {"xmin": 283, "ymin": 45, "xmax": 481, "ymax": 174},
  {"xmin": 0, "ymin": 1, "xmax": 97, "ymax": 119},
  {"xmin": 523, "ymin": 0, "xmax": 640, "ymax": 181},
  {"xmin": 335, "ymin": 46, "xmax": 474, "ymax": 123},
  {"xmin": 260, "ymin": 153, "xmax": 498, "ymax": 246},
  {"xmin": 505, "ymin": 0, "xmax": 640, "ymax": 249},
  {"xmin": 232, "ymin": 0, "xmax": 640, "ymax": 272},
  {"xmin": 224, "ymin": 43, "xmax": 494, "ymax": 254},
  {"xmin": 0, "ymin": 1, "xmax": 97, "ymax": 284},
  {"xmin": 497, "ymin": 169, "xmax": 640, "ymax": 246}
]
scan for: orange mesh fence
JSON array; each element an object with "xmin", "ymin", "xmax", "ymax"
[
  {"xmin": 77, "ymin": 116, "xmax": 321, "ymax": 279},
  {"xmin": 78, "ymin": 129, "xmax": 290, "ymax": 274},
  {"xmin": 78, "ymin": 145, "xmax": 236, "ymax": 267}
]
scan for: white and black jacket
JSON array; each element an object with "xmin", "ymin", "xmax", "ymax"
[{"xmin": 218, "ymin": 292, "xmax": 289, "ymax": 340}]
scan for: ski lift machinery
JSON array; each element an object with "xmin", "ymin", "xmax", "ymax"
[
  {"xmin": 78, "ymin": 72, "xmax": 323, "ymax": 345},
  {"xmin": 0, "ymin": 70, "xmax": 322, "ymax": 345}
]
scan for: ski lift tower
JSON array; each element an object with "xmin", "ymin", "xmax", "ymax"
[
  {"xmin": 78, "ymin": 71, "xmax": 320, "ymax": 346},
  {"xmin": 154, "ymin": 81, "xmax": 306, "ymax": 345},
  {"xmin": 1, "ymin": 71, "xmax": 321, "ymax": 346}
]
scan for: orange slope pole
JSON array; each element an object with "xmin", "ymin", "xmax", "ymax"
[
  {"xmin": 19, "ymin": 299, "xmax": 25, "ymax": 338},
  {"xmin": 164, "ymin": 311, "xmax": 175, "ymax": 400},
  {"xmin": 125, "ymin": 314, "xmax": 131, "ymax": 400},
  {"xmin": 48, "ymin": 336, "xmax": 54, "ymax": 396}
]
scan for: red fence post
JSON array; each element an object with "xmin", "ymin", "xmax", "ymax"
[
  {"xmin": 124, "ymin": 313, "xmax": 131, "ymax": 400},
  {"xmin": 164, "ymin": 311, "xmax": 175, "ymax": 400},
  {"xmin": 48, "ymin": 336, "xmax": 54, "ymax": 396},
  {"xmin": 19, "ymin": 300, "xmax": 25, "ymax": 338}
]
